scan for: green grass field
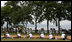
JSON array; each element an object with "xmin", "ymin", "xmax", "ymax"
[{"xmin": 1, "ymin": 38, "xmax": 71, "ymax": 41}]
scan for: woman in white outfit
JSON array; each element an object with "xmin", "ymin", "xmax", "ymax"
[
  {"xmin": 17, "ymin": 32, "xmax": 21, "ymax": 38},
  {"xmin": 40, "ymin": 32, "xmax": 44, "ymax": 39},
  {"xmin": 29, "ymin": 33, "xmax": 32, "ymax": 39},
  {"xmin": 6, "ymin": 32, "xmax": 10, "ymax": 38},
  {"xmin": 61, "ymin": 32, "xmax": 66, "ymax": 40},
  {"xmin": 3, "ymin": 21, "xmax": 8, "ymax": 39},
  {"xmin": 49, "ymin": 33, "xmax": 53, "ymax": 39},
  {"xmin": 3, "ymin": 21, "xmax": 7, "ymax": 28},
  {"xmin": 3, "ymin": 21, "xmax": 7, "ymax": 32}
]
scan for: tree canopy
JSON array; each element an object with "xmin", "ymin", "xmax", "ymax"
[{"xmin": 1, "ymin": 1, "xmax": 71, "ymax": 33}]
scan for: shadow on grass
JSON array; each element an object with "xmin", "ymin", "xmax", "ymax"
[{"xmin": 1, "ymin": 38, "xmax": 71, "ymax": 41}]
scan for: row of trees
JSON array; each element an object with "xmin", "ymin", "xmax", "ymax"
[{"xmin": 1, "ymin": 1, "xmax": 71, "ymax": 33}]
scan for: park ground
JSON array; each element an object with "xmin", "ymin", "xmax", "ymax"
[
  {"xmin": 1, "ymin": 32, "xmax": 71, "ymax": 41},
  {"xmin": 1, "ymin": 38, "xmax": 71, "ymax": 41}
]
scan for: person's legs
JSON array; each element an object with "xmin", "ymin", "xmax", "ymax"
[
  {"xmin": 3, "ymin": 28, "xmax": 6, "ymax": 36},
  {"xmin": 17, "ymin": 36, "xmax": 21, "ymax": 38},
  {"xmin": 61, "ymin": 38, "xmax": 63, "ymax": 40},
  {"xmin": 29, "ymin": 37, "xmax": 32, "ymax": 39},
  {"xmin": 40, "ymin": 37, "xmax": 44, "ymax": 39},
  {"xmin": 63, "ymin": 38, "xmax": 65, "ymax": 40},
  {"xmin": 65, "ymin": 35, "xmax": 67, "ymax": 40},
  {"xmin": 6, "ymin": 37, "xmax": 10, "ymax": 39},
  {"xmin": 18, "ymin": 36, "xmax": 19, "ymax": 38},
  {"xmin": 49, "ymin": 38, "xmax": 51, "ymax": 39},
  {"xmin": 42, "ymin": 37, "xmax": 44, "ymax": 39}
]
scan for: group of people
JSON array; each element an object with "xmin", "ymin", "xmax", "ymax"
[
  {"xmin": 2, "ymin": 21, "xmax": 67, "ymax": 40},
  {"xmin": 40, "ymin": 31, "xmax": 66, "ymax": 40},
  {"xmin": 3, "ymin": 31, "xmax": 67, "ymax": 40},
  {"xmin": 49, "ymin": 28, "xmax": 67, "ymax": 40}
]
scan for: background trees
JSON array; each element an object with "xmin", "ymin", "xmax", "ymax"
[
  {"xmin": 1, "ymin": 1, "xmax": 71, "ymax": 33},
  {"xmin": 38, "ymin": 1, "xmax": 57, "ymax": 33},
  {"xmin": 54, "ymin": 1, "xmax": 71, "ymax": 33},
  {"xmin": 1, "ymin": 5, "xmax": 13, "ymax": 31},
  {"xmin": 32, "ymin": 1, "xmax": 43, "ymax": 33},
  {"xmin": 61, "ymin": 1, "xmax": 71, "ymax": 21}
]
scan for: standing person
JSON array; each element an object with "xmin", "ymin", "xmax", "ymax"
[
  {"xmin": 49, "ymin": 28, "xmax": 53, "ymax": 34},
  {"xmin": 53, "ymin": 28, "xmax": 56, "ymax": 39},
  {"xmin": 18, "ymin": 26, "xmax": 22, "ymax": 33},
  {"xmin": 61, "ymin": 32, "xmax": 66, "ymax": 40},
  {"xmin": 41, "ymin": 28, "xmax": 44, "ymax": 34},
  {"xmin": 53, "ymin": 28, "xmax": 56, "ymax": 34},
  {"xmin": 40, "ymin": 32, "xmax": 45, "ymax": 39},
  {"xmin": 16, "ymin": 26, "xmax": 18, "ymax": 33},
  {"xmin": 3, "ymin": 21, "xmax": 7, "ymax": 37}
]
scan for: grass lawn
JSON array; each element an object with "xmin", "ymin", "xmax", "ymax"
[{"xmin": 1, "ymin": 38, "xmax": 71, "ymax": 41}]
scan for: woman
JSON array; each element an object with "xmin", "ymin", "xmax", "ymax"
[
  {"xmin": 49, "ymin": 33, "xmax": 53, "ymax": 39},
  {"xmin": 61, "ymin": 32, "xmax": 66, "ymax": 40},
  {"xmin": 40, "ymin": 32, "xmax": 45, "ymax": 39},
  {"xmin": 17, "ymin": 32, "xmax": 21, "ymax": 38},
  {"xmin": 6, "ymin": 32, "xmax": 10, "ymax": 39},
  {"xmin": 29, "ymin": 33, "xmax": 32, "ymax": 39},
  {"xmin": 3, "ymin": 21, "xmax": 7, "ymax": 38},
  {"xmin": 53, "ymin": 28, "xmax": 56, "ymax": 39}
]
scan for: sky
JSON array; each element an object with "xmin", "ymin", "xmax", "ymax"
[
  {"xmin": 1, "ymin": 1, "xmax": 7, "ymax": 7},
  {"xmin": 1, "ymin": 1, "xmax": 71, "ymax": 30}
]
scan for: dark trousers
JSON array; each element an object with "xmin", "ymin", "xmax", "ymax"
[
  {"xmin": 17, "ymin": 36, "xmax": 21, "ymax": 38},
  {"xmin": 62, "ymin": 38, "xmax": 65, "ymax": 40}
]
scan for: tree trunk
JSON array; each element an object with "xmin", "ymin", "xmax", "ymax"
[
  {"xmin": 26, "ymin": 21, "xmax": 28, "ymax": 28},
  {"xmin": 58, "ymin": 18, "xmax": 60, "ymax": 33},
  {"xmin": 23, "ymin": 18, "xmax": 25, "ymax": 33},
  {"xmin": 23, "ymin": 21, "xmax": 24, "ymax": 28},
  {"xmin": 47, "ymin": 20, "xmax": 49, "ymax": 33},
  {"xmin": 35, "ymin": 18, "xmax": 37, "ymax": 33},
  {"xmin": 7, "ymin": 21, "xmax": 8, "ymax": 32}
]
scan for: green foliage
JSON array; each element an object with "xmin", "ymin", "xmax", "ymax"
[
  {"xmin": 1, "ymin": 1, "xmax": 71, "ymax": 33},
  {"xmin": 1, "ymin": 6, "xmax": 12, "ymax": 19}
]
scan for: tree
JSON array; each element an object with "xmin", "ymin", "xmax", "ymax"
[
  {"xmin": 61, "ymin": 1, "xmax": 71, "ymax": 21},
  {"xmin": 30, "ymin": 1, "xmax": 43, "ymax": 33},
  {"xmin": 53, "ymin": 1, "xmax": 71, "ymax": 33},
  {"xmin": 5, "ymin": 1, "xmax": 34, "ymax": 30},
  {"xmin": 38, "ymin": 1, "xmax": 57, "ymax": 33},
  {"xmin": 5, "ymin": 1, "xmax": 21, "ymax": 24},
  {"xmin": 1, "ymin": 6, "xmax": 12, "ymax": 19},
  {"xmin": 1, "ymin": 6, "xmax": 12, "ymax": 31}
]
